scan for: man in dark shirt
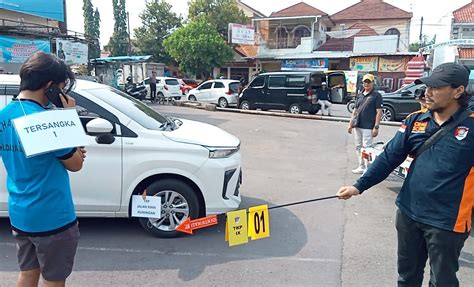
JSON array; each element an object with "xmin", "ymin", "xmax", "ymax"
[
  {"xmin": 337, "ymin": 63, "xmax": 473, "ymax": 286},
  {"xmin": 348, "ymin": 74, "xmax": 383, "ymax": 173},
  {"xmin": 316, "ymin": 82, "xmax": 332, "ymax": 116}
]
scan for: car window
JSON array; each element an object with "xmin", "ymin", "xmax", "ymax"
[
  {"xmin": 199, "ymin": 82, "xmax": 213, "ymax": 90},
  {"xmin": 249, "ymin": 76, "xmax": 265, "ymax": 88},
  {"xmin": 229, "ymin": 83, "xmax": 239, "ymax": 93},
  {"xmin": 165, "ymin": 79, "xmax": 180, "ymax": 85},
  {"xmin": 83, "ymin": 87, "xmax": 167, "ymax": 131},
  {"xmin": 143, "ymin": 78, "xmax": 150, "ymax": 85},
  {"xmin": 269, "ymin": 76, "xmax": 286, "ymax": 88},
  {"xmin": 286, "ymin": 76, "xmax": 306, "ymax": 88},
  {"xmin": 214, "ymin": 82, "xmax": 225, "ymax": 89}
]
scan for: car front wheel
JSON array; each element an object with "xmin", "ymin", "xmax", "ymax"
[
  {"xmin": 138, "ymin": 179, "xmax": 200, "ymax": 238},
  {"xmin": 382, "ymin": 106, "xmax": 395, "ymax": 121},
  {"xmin": 188, "ymin": 95, "xmax": 197, "ymax": 101},
  {"xmin": 289, "ymin": 103, "xmax": 302, "ymax": 114}
]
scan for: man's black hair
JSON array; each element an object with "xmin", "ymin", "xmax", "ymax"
[{"xmin": 19, "ymin": 51, "xmax": 75, "ymax": 93}]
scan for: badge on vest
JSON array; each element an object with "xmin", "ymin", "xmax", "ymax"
[
  {"xmin": 455, "ymin": 126, "xmax": 469, "ymax": 141},
  {"xmin": 412, "ymin": 121, "xmax": 428, "ymax": 134}
]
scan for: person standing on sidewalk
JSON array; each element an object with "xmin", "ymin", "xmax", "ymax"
[
  {"xmin": 348, "ymin": 74, "xmax": 383, "ymax": 174},
  {"xmin": 149, "ymin": 70, "xmax": 157, "ymax": 103},
  {"xmin": 0, "ymin": 52, "xmax": 86, "ymax": 287},
  {"xmin": 316, "ymin": 82, "xmax": 333, "ymax": 116},
  {"xmin": 337, "ymin": 63, "xmax": 473, "ymax": 286}
]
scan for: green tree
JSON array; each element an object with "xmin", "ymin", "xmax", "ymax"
[
  {"xmin": 188, "ymin": 0, "xmax": 247, "ymax": 41},
  {"xmin": 409, "ymin": 35, "xmax": 436, "ymax": 52},
  {"xmin": 83, "ymin": 0, "xmax": 101, "ymax": 60},
  {"xmin": 134, "ymin": 0, "xmax": 182, "ymax": 63},
  {"xmin": 107, "ymin": 0, "xmax": 129, "ymax": 56},
  {"xmin": 164, "ymin": 20, "xmax": 233, "ymax": 78}
]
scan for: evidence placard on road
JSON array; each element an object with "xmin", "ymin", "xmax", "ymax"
[
  {"xmin": 13, "ymin": 109, "xmax": 87, "ymax": 157},
  {"xmin": 248, "ymin": 204, "xmax": 270, "ymax": 240},
  {"xmin": 131, "ymin": 195, "xmax": 162, "ymax": 219},
  {"xmin": 226, "ymin": 209, "xmax": 248, "ymax": 247}
]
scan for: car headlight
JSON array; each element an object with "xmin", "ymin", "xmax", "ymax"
[{"xmin": 206, "ymin": 146, "xmax": 239, "ymax": 158}]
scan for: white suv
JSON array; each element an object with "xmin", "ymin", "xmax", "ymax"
[
  {"xmin": 187, "ymin": 79, "xmax": 240, "ymax": 108},
  {"xmin": 142, "ymin": 76, "xmax": 182, "ymax": 101},
  {"xmin": 0, "ymin": 75, "xmax": 242, "ymax": 237}
]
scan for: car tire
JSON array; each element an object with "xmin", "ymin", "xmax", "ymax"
[
  {"xmin": 346, "ymin": 100, "xmax": 355, "ymax": 113},
  {"xmin": 218, "ymin": 97, "xmax": 229, "ymax": 108},
  {"xmin": 240, "ymin": 100, "xmax": 251, "ymax": 110},
  {"xmin": 188, "ymin": 95, "xmax": 197, "ymax": 101},
  {"xmin": 382, "ymin": 106, "xmax": 395, "ymax": 121},
  {"xmin": 308, "ymin": 105, "xmax": 320, "ymax": 115},
  {"xmin": 289, "ymin": 103, "xmax": 302, "ymax": 114},
  {"xmin": 138, "ymin": 179, "xmax": 200, "ymax": 238}
]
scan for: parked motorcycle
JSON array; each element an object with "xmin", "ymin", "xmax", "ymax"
[{"xmin": 124, "ymin": 76, "xmax": 147, "ymax": 101}]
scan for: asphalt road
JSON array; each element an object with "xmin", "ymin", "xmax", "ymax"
[{"xmin": 0, "ymin": 104, "xmax": 472, "ymax": 286}]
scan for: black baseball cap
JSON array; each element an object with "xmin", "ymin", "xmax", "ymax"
[{"xmin": 415, "ymin": 62, "xmax": 470, "ymax": 88}]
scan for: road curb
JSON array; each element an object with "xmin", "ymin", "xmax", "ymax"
[{"xmin": 172, "ymin": 100, "xmax": 401, "ymax": 127}]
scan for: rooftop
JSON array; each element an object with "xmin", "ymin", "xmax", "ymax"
[
  {"xmin": 331, "ymin": 0, "xmax": 412, "ymax": 21},
  {"xmin": 270, "ymin": 2, "xmax": 327, "ymax": 17},
  {"xmin": 453, "ymin": 1, "xmax": 474, "ymax": 23}
]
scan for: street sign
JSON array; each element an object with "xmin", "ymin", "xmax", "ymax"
[
  {"xmin": 248, "ymin": 205, "xmax": 270, "ymax": 240},
  {"xmin": 226, "ymin": 209, "xmax": 248, "ymax": 246},
  {"xmin": 176, "ymin": 215, "xmax": 218, "ymax": 235}
]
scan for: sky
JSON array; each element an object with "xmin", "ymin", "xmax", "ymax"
[{"xmin": 65, "ymin": 0, "xmax": 471, "ymax": 48}]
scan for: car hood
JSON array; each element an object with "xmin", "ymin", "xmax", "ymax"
[{"xmin": 163, "ymin": 119, "xmax": 240, "ymax": 147}]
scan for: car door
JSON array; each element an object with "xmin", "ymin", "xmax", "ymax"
[
  {"xmin": 244, "ymin": 75, "xmax": 266, "ymax": 109},
  {"xmin": 327, "ymin": 72, "xmax": 347, "ymax": 104},
  {"xmin": 69, "ymin": 92, "xmax": 123, "ymax": 212},
  {"xmin": 267, "ymin": 75, "xmax": 287, "ymax": 110},
  {"xmin": 196, "ymin": 81, "xmax": 213, "ymax": 102},
  {"xmin": 211, "ymin": 81, "xmax": 226, "ymax": 104}
]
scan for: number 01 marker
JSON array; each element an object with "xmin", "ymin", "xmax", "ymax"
[{"xmin": 248, "ymin": 204, "xmax": 270, "ymax": 240}]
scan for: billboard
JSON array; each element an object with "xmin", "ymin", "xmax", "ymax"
[
  {"xmin": 378, "ymin": 57, "xmax": 409, "ymax": 73},
  {"xmin": 0, "ymin": 0, "xmax": 64, "ymax": 21},
  {"xmin": 350, "ymin": 57, "xmax": 378, "ymax": 72},
  {"xmin": 281, "ymin": 59, "xmax": 328, "ymax": 70},
  {"xmin": 229, "ymin": 23, "xmax": 255, "ymax": 45},
  {"xmin": 56, "ymin": 39, "xmax": 88, "ymax": 65},
  {"xmin": 0, "ymin": 36, "xmax": 50, "ymax": 64}
]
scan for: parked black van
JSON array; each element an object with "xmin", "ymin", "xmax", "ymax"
[{"xmin": 239, "ymin": 71, "xmax": 348, "ymax": 114}]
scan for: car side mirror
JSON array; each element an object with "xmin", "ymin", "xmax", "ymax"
[
  {"xmin": 401, "ymin": 90, "xmax": 412, "ymax": 96},
  {"xmin": 86, "ymin": 118, "xmax": 113, "ymax": 135}
]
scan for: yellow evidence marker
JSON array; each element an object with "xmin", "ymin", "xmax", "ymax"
[
  {"xmin": 226, "ymin": 209, "xmax": 248, "ymax": 246},
  {"xmin": 247, "ymin": 204, "xmax": 270, "ymax": 240}
]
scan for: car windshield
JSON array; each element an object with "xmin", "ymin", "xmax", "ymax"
[
  {"xmin": 165, "ymin": 79, "xmax": 180, "ymax": 85},
  {"xmin": 229, "ymin": 82, "xmax": 239, "ymax": 93},
  {"xmin": 392, "ymin": 83, "xmax": 416, "ymax": 94},
  {"xmin": 84, "ymin": 87, "xmax": 167, "ymax": 130}
]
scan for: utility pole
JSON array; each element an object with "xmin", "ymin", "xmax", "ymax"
[
  {"xmin": 127, "ymin": 12, "xmax": 131, "ymax": 56},
  {"xmin": 419, "ymin": 16, "xmax": 424, "ymax": 45},
  {"xmin": 340, "ymin": 24, "xmax": 346, "ymax": 52}
]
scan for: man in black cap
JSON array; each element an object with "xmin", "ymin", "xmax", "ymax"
[{"xmin": 336, "ymin": 62, "xmax": 473, "ymax": 286}]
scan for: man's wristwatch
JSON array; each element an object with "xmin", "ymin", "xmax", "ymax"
[{"xmin": 374, "ymin": 125, "xmax": 379, "ymax": 129}]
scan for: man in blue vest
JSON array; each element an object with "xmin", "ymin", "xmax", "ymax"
[{"xmin": 337, "ymin": 63, "xmax": 473, "ymax": 286}]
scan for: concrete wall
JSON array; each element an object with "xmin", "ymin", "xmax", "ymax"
[{"xmin": 333, "ymin": 19, "xmax": 411, "ymax": 52}]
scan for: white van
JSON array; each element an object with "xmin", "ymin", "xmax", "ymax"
[{"xmin": 0, "ymin": 75, "xmax": 242, "ymax": 237}]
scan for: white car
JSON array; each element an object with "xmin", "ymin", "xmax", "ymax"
[
  {"xmin": 0, "ymin": 75, "xmax": 242, "ymax": 238},
  {"xmin": 187, "ymin": 79, "xmax": 240, "ymax": 108},
  {"xmin": 142, "ymin": 76, "xmax": 182, "ymax": 101}
]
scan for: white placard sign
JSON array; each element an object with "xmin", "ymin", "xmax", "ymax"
[
  {"xmin": 13, "ymin": 109, "xmax": 87, "ymax": 157},
  {"xmin": 230, "ymin": 23, "xmax": 255, "ymax": 45},
  {"xmin": 131, "ymin": 195, "xmax": 162, "ymax": 219}
]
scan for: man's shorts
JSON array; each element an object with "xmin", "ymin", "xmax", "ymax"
[{"xmin": 12, "ymin": 223, "xmax": 80, "ymax": 281}]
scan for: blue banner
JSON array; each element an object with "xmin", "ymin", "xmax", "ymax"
[
  {"xmin": 0, "ymin": 36, "xmax": 51, "ymax": 64},
  {"xmin": 281, "ymin": 59, "xmax": 328, "ymax": 70},
  {"xmin": 0, "ymin": 0, "xmax": 64, "ymax": 21}
]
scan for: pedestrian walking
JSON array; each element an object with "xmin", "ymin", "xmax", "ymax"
[
  {"xmin": 0, "ymin": 52, "xmax": 86, "ymax": 287},
  {"xmin": 348, "ymin": 73, "xmax": 383, "ymax": 174},
  {"xmin": 337, "ymin": 62, "xmax": 473, "ymax": 287},
  {"xmin": 149, "ymin": 71, "xmax": 157, "ymax": 103},
  {"xmin": 316, "ymin": 82, "xmax": 333, "ymax": 116}
]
